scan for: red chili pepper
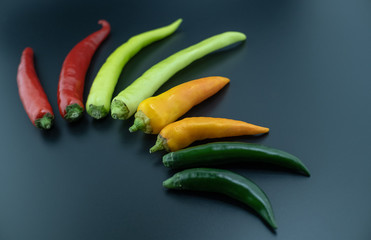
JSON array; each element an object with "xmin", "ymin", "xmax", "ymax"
[
  {"xmin": 17, "ymin": 47, "xmax": 54, "ymax": 130},
  {"xmin": 58, "ymin": 20, "xmax": 111, "ymax": 122}
]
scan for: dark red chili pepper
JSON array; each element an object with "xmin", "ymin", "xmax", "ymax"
[
  {"xmin": 17, "ymin": 47, "xmax": 54, "ymax": 130},
  {"xmin": 58, "ymin": 20, "xmax": 111, "ymax": 122}
]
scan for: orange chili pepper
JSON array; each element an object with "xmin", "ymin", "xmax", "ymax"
[
  {"xmin": 129, "ymin": 76, "xmax": 230, "ymax": 134},
  {"xmin": 149, "ymin": 117, "xmax": 269, "ymax": 152}
]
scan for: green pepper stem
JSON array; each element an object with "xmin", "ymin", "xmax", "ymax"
[
  {"xmin": 129, "ymin": 118, "xmax": 145, "ymax": 132},
  {"xmin": 111, "ymin": 99, "xmax": 129, "ymax": 120},
  {"xmin": 149, "ymin": 135, "xmax": 167, "ymax": 153},
  {"xmin": 87, "ymin": 104, "xmax": 108, "ymax": 119},
  {"xmin": 35, "ymin": 113, "xmax": 54, "ymax": 130},
  {"xmin": 131, "ymin": 110, "xmax": 152, "ymax": 133},
  {"xmin": 65, "ymin": 103, "xmax": 83, "ymax": 122}
]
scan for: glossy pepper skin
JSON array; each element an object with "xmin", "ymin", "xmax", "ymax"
[
  {"xmin": 17, "ymin": 47, "xmax": 54, "ymax": 130},
  {"xmin": 150, "ymin": 117, "xmax": 269, "ymax": 152},
  {"xmin": 163, "ymin": 168, "xmax": 277, "ymax": 230},
  {"xmin": 163, "ymin": 142, "xmax": 310, "ymax": 176},
  {"xmin": 86, "ymin": 19, "xmax": 182, "ymax": 119},
  {"xmin": 129, "ymin": 76, "xmax": 230, "ymax": 134},
  {"xmin": 58, "ymin": 20, "xmax": 110, "ymax": 122},
  {"xmin": 111, "ymin": 31, "xmax": 246, "ymax": 120}
]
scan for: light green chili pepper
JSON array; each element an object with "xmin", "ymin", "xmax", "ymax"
[
  {"xmin": 110, "ymin": 31, "xmax": 246, "ymax": 120},
  {"xmin": 86, "ymin": 19, "xmax": 182, "ymax": 119}
]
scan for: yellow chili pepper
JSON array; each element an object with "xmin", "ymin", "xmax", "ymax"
[
  {"xmin": 129, "ymin": 76, "xmax": 230, "ymax": 134},
  {"xmin": 149, "ymin": 117, "xmax": 269, "ymax": 153}
]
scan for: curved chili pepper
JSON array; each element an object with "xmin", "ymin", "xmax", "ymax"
[
  {"xmin": 150, "ymin": 117, "xmax": 269, "ymax": 152},
  {"xmin": 58, "ymin": 20, "xmax": 110, "ymax": 122},
  {"xmin": 163, "ymin": 168, "xmax": 277, "ymax": 230},
  {"xmin": 129, "ymin": 76, "xmax": 230, "ymax": 134},
  {"xmin": 86, "ymin": 19, "xmax": 182, "ymax": 119},
  {"xmin": 163, "ymin": 142, "xmax": 310, "ymax": 176},
  {"xmin": 17, "ymin": 47, "xmax": 54, "ymax": 130}
]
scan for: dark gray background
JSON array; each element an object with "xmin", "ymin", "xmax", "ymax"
[{"xmin": 0, "ymin": 0, "xmax": 370, "ymax": 239}]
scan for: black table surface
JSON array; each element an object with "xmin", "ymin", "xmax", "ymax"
[{"xmin": 1, "ymin": 0, "xmax": 370, "ymax": 239}]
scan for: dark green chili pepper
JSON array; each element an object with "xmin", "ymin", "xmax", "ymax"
[
  {"xmin": 163, "ymin": 168, "xmax": 277, "ymax": 230},
  {"xmin": 163, "ymin": 142, "xmax": 310, "ymax": 176}
]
